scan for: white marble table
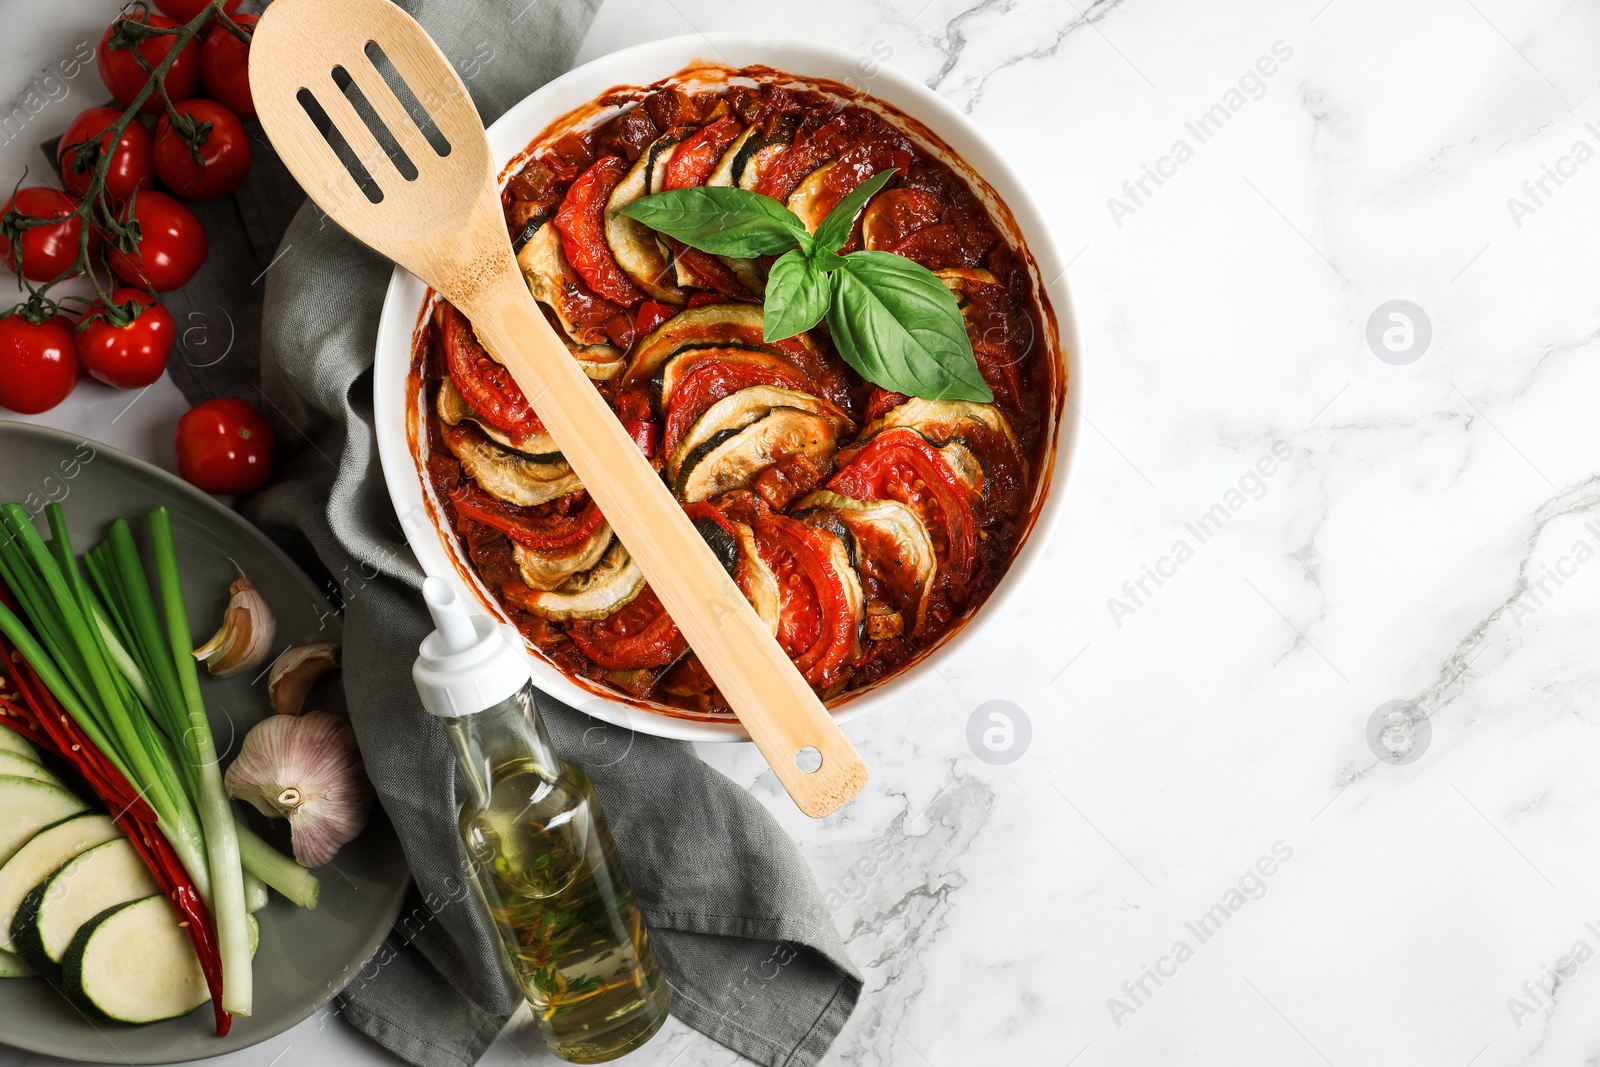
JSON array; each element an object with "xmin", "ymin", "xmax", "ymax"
[{"xmin": 6, "ymin": 0, "xmax": 1600, "ymax": 1064}]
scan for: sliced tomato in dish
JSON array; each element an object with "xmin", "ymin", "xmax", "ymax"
[
  {"xmin": 663, "ymin": 116, "xmax": 743, "ymax": 190},
  {"xmin": 666, "ymin": 240, "xmax": 760, "ymax": 303},
  {"xmin": 567, "ymin": 586, "xmax": 687, "ymax": 670},
  {"xmin": 746, "ymin": 512, "xmax": 861, "ymax": 691},
  {"xmin": 755, "ymin": 107, "xmax": 912, "ymax": 206},
  {"xmin": 440, "ymin": 303, "xmax": 547, "ymax": 446},
  {"xmin": 554, "ymin": 156, "xmax": 645, "ymax": 307},
  {"xmin": 661, "ymin": 354, "xmax": 811, "ymax": 459},
  {"xmin": 828, "ymin": 428, "xmax": 978, "ymax": 598},
  {"xmin": 449, "ymin": 483, "xmax": 607, "ymax": 554}
]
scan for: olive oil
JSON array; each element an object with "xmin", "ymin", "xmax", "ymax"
[
  {"xmin": 459, "ymin": 754, "xmax": 670, "ymax": 1062},
  {"xmin": 413, "ymin": 581, "xmax": 669, "ymax": 1064}
]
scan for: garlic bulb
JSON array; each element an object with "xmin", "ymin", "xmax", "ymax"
[
  {"xmin": 267, "ymin": 643, "xmax": 341, "ymax": 715},
  {"xmin": 224, "ymin": 711, "xmax": 373, "ymax": 868},
  {"xmin": 193, "ymin": 576, "xmax": 276, "ymax": 678}
]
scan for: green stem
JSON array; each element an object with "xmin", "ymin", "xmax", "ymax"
[{"xmin": 235, "ymin": 819, "xmax": 320, "ymax": 910}]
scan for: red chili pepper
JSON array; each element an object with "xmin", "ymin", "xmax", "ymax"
[
  {"xmin": 554, "ymin": 156, "xmax": 645, "ymax": 307},
  {"xmin": 623, "ymin": 419, "xmax": 656, "ymax": 458},
  {"xmin": 0, "ymin": 602, "xmax": 231, "ymax": 1036},
  {"xmin": 685, "ymin": 291, "xmax": 726, "ymax": 309},
  {"xmin": 633, "ymin": 299, "xmax": 676, "ymax": 336}
]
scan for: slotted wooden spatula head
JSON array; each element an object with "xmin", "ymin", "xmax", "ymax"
[{"xmin": 248, "ymin": 0, "xmax": 870, "ymax": 818}]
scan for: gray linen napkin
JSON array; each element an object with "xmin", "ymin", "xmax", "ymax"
[{"xmin": 99, "ymin": 1, "xmax": 863, "ymax": 1064}]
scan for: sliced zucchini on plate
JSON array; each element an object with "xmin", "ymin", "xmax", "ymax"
[
  {"xmin": 441, "ymin": 421, "xmax": 582, "ymax": 509},
  {"xmin": 675, "ymin": 405, "xmax": 842, "ymax": 503},
  {"xmin": 0, "ymin": 813, "xmax": 120, "ymax": 953},
  {"xmin": 0, "ymin": 775, "xmax": 87, "ymax": 867},
  {"xmin": 518, "ymin": 539, "xmax": 645, "ymax": 621},
  {"xmin": 0, "ymin": 730, "xmax": 39, "ymax": 765},
  {"xmin": 0, "ymin": 751, "xmax": 58, "ymax": 788},
  {"xmin": 604, "ymin": 138, "xmax": 685, "ymax": 304},
  {"xmin": 0, "ymin": 947, "xmax": 32, "ymax": 978},
  {"xmin": 667, "ymin": 385, "xmax": 851, "ymax": 483},
  {"xmin": 11, "ymin": 837, "xmax": 160, "ymax": 976},
  {"xmin": 61, "ymin": 895, "xmax": 209, "ymax": 1025}
]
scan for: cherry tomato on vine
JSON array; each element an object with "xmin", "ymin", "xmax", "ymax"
[
  {"xmin": 175, "ymin": 397, "xmax": 275, "ymax": 494},
  {"xmin": 154, "ymin": 99, "xmax": 252, "ymax": 201},
  {"xmin": 97, "ymin": 12, "xmax": 201, "ymax": 114},
  {"xmin": 75, "ymin": 289, "xmax": 176, "ymax": 390},
  {"xmin": 200, "ymin": 14, "xmax": 257, "ymax": 120},
  {"xmin": 57, "ymin": 107, "xmax": 156, "ymax": 204},
  {"xmin": 0, "ymin": 314, "xmax": 79, "ymax": 414},
  {"xmin": 0, "ymin": 188, "xmax": 98, "ymax": 283},
  {"xmin": 108, "ymin": 191, "xmax": 208, "ymax": 291},
  {"xmin": 153, "ymin": 0, "xmax": 242, "ymax": 22}
]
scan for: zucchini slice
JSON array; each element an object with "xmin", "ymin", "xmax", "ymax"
[
  {"xmin": 518, "ymin": 539, "xmax": 646, "ymax": 621},
  {"xmin": 10, "ymin": 837, "xmax": 159, "ymax": 975},
  {"xmin": 0, "ymin": 752, "xmax": 58, "ymax": 788},
  {"xmin": 860, "ymin": 397, "xmax": 1018, "ymax": 451},
  {"xmin": 732, "ymin": 522, "xmax": 780, "ymax": 636},
  {"xmin": 797, "ymin": 491, "xmax": 937, "ymax": 631},
  {"xmin": 668, "ymin": 385, "xmax": 851, "ymax": 483},
  {"xmin": 675, "ymin": 406, "xmax": 843, "ymax": 503},
  {"xmin": 0, "ymin": 730, "xmax": 39, "ymax": 765},
  {"xmin": 705, "ymin": 125, "xmax": 790, "ymax": 191},
  {"xmin": 0, "ymin": 948, "xmax": 32, "ymax": 978},
  {"xmin": 786, "ymin": 161, "xmax": 837, "ymax": 233},
  {"xmin": 604, "ymin": 138, "xmax": 685, "ymax": 304},
  {"xmin": 0, "ymin": 813, "xmax": 119, "ymax": 954},
  {"xmin": 0, "ymin": 775, "xmax": 86, "ymax": 867},
  {"xmin": 511, "ymin": 523, "xmax": 616, "ymax": 592},
  {"xmin": 626, "ymin": 302, "xmax": 818, "ymax": 385},
  {"xmin": 436, "ymin": 378, "xmax": 559, "ymax": 458},
  {"xmin": 60, "ymin": 895, "xmax": 209, "ymax": 1025},
  {"xmin": 440, "ymin": 421, "xmax": 582, "ymax": 509}
]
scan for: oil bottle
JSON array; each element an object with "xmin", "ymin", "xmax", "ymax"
[{"xmin": 413, "ymin": 578, "xmax": 670, "ymax": 1063}]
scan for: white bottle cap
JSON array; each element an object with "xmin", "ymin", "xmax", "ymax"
[{"xmin": 413, "ymin": 577, "xmax": 531, "ymax": 718}]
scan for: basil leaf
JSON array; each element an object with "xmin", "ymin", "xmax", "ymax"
[
  {"xmin": 827, "ymin": 251, "xmax": 993, "ymax": 402},
  {"xmin": 812, "ymin": 168, "xmax": 898, "ymax": 255},
  {"xmin": 616, "ymin": 187, "xmax": 808, "ymax": 258},
  {"xmin": 763, "ymin": 249, "xmax": 831, "ymax": 343}
]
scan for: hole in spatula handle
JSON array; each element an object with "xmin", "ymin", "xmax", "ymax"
[{"xmin": 795, "ymin": 747, "xmax": 823, "ymax": 774}]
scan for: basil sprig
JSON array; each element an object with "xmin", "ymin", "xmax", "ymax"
[{"xmin": 617, "ymin": 168, "xmax": 993, "ymax": 403}]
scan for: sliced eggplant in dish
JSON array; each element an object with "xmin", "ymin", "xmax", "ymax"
[
  {"xmin": 667, "ymin": 385, "xmax": 852, "ymax": 484},
  {"xmin": 440, "ymin": 420, "xmax": 582, "ymax": 509},
  {"xmin": 797, "ymin": 490, "xmax": 936, "ymax": 638},
  {"xmin": 676, "ymin": 405, "xmax": 844, "ymax": 503}
]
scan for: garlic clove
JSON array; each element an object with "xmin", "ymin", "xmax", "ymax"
[
  {"xmin": 224, "ymin": 711, "xmax": 373, "ymax": 868},
  {"xmin": 194, "ymin": 576, "xmax": 276, "ymax": 679},
  {"xmin": 267, "ymin": 643, "xmax": 342, "ymax": 716}
]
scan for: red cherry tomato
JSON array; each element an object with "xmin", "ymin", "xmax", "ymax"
[
  {"xmin": 57, "ymin": 107, "xmax": 156, "ymax": 204},
  {"xmin": 153, "ymin": 99, "xmax": 252, "ymax": 201},
  {"xmin": 108, "ymin": 191, "xmax": 208, "ymax": 291},
  {"xmin": 175, "ymin": 397, "xmax": 275, "ymax": 494},
  {"xmin": 97, "ymin": 13, "xmax": 201, "ymax": 114},
  {"xmin": 200, "ymin": 14, "xmax": 257, "ymax": 120},
  {"xmin": 0, "ymin": 314, "xmax": 79, "ymax": 414},
  {"xmin": 75, "ymin": 289, "xmax": 176, "ymax": 390},
  {"xmin": 153, "ymin": 0, "xmax": 242, "ymax": 22},
  {"xmin": 0, "ymin": 188, "xmax": 97, "ymax": 283}
]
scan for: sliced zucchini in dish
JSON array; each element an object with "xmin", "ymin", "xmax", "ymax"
[
  {"xmin": 571, "ymin": 343, "xmax": 626, "ymax": 381},
  {"xmin": 676, "ymin": 406, "xmax": 843, "ymax": 503},
  {"xmin": 60, "ymin": 895, "xmax": 208, "ymax": 1025},
  {"xmin": 935, "ymin": 266, "xmax": 998, "ymax": 302},
  {"xmin": 668, "ymin": 385, "xmax": 851, "ymax": 483},
  {"xmin": 786, "ymin": 161, "xmax": 837, "ymax": 233},
  {"xmin": 441, "ymin": 421, "xmax": 582, "ymax": 509},
  {"xmin": 0, "ymin": 730, "xmax": 39, "ymax": 765},
  {"xmin": 731, "ymin": 522, "xmax": 781, "ymax": 636},
  {"xmin": 11, "ymin": 837, "xmax": 159, "ymax": 975},
  {"xmin": 797, "ymin": 491, "xmax": 936, "ymax": 632},
  {"xmin": 860, "ymin": 396, "xmax": 1018, "ymax": 450},
  {"xmin": 0, "ymin": 752, "xmax": 57, "ymax": 788},
  {"xmin": 641, "ymin": 132, "xmax": 683, "ymax": 196},
  {"xmin": 626, "ymin": 302, "xmax": 816, "ymax": 384},
  {"xmin": 0, "ymin": 813, "xmax": 119, "ymax": 953},
  {"xmin": 518, "ymin": 540, "xmax": 645, "ymax": 622},
  {"xmin": 436, "ymin": 378, "xmax": 559, "ymax": 458},
  {"xmin": 0, "ymin": 775, "xmax": 86, "ymax": 867},
  {"xmin": 604, "ymin": 139, "xmax": 684, "ymax": 304},
  {"xmin": 512, "ymin": 522, "xmax": 615, "ymax": 592},
  {"xmin": 0, "ymin": 947, "xmax": 32, "ymax": 977},
  {"xmin": 705, "ymin": 125, "xmax": 790, "ymax": 191}
]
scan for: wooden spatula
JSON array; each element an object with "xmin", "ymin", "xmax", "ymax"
[{"xmin": 248, "ymin": 0, "xmax": 867, "ymax": 817}]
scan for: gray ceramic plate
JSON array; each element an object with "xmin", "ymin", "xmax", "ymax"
[{"xmin": 0, "ymin": 423, "xmax": 410, "ymax": 1064}]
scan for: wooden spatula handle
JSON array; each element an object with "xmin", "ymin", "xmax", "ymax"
[{"xmin": 459, "ymin": 267, "xmax": 868, "ymax": 817}]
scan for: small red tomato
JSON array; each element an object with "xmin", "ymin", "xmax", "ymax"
[
  {"xmin": 153, "ymin": 0, "xmax": 242, "ymax": 22},
  {"xmin": 109, "ymin": 191, "xmax": 208, "ymax": 291},
  {"xmin": 97, "ymin": 13, "xmax": 201, "ymax": 115},
  {"xmin": 0, "ymin": 188, "xmax": 97, "ymax": 283},
  {"xmin": 57, "ymin": 107, "xmax": 157, "ymax": 204},
  {"xmin": 154, "ymin": 99, "xmax": 252, "ymax": 201},
  {"xmin": 0, "ymin": 314, "xmax": 79, "ymax": 414},
  {"xmin": 175, "ymin": 397, "xmax": 275, "ymax": 494},
  {"xmin": 200, "ymin": 14, "xmax": 257, "ymax": 120},
  {"xmin": 75, "ymin": 289, "xmax": 176, "ymax": 390}
]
